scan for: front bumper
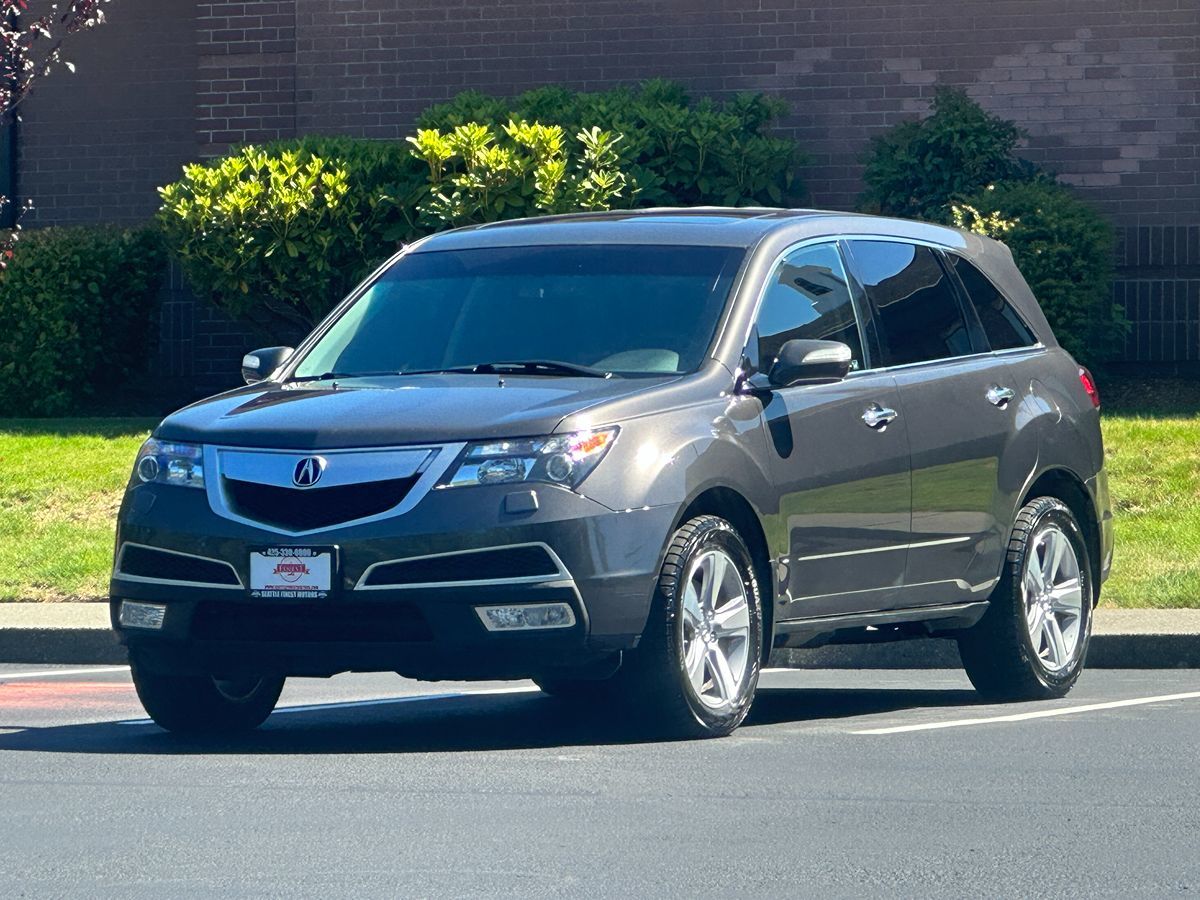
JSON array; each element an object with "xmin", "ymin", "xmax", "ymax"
[{"xmin": 111, "ymin": 479, "xmax": 677, "ymax": 680}]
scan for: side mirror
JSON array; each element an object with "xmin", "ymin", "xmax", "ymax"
[
  {"xmin": 241, "ymin": 346, "xmax": 294, "ymax": 384},
  {"xmin": 767, "ymin": 339, "xmax": 853, "ymax": 388}
]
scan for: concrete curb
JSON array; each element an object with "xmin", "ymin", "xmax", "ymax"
[
  {"xmin": 770, "ymin": 633, "xmax": 1200, "ymax": 669},
  {"xmin": 2, "ymin": 604, "xmax": 1200, "ymax": 669}
]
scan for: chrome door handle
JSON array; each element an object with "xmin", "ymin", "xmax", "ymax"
[
  {"xmin": 862, "ymin": 404, "xmax": 898, "ymax": 429},
  {"xmin": 986, "ymin": 385, "xmax": 1016, "ymax": 407}
]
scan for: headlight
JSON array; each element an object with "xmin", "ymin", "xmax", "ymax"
[
  {"xmin": 133, "ymin": 438, "xmax": 205, "ymax": 489},
  {"xmin": 442, "ymin": 428, "xmax": 618, "ymax": 490}
]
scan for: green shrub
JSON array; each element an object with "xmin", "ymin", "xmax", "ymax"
[
  {"xmin": 419, "ymin": 80, "xmax": 803, "ymax": 207},
  {"xmin": 158, "ymin": 144, "xmax": 411, "ymax": 330},
  {"xmin": 860, "ymin": 88, "xmax": 1034, "ymax": 220},
  {"xmin": 408, "ymin": 121, "xmax": 629, "ymax": 228},
  {"xmin": 863, "ymin": 90, "xmax": 1126, "ymax": 364},
  {"xmin": 0, "ymin": 226, "xmax": 164, "ymax": 416},
  {"xmin": 158, "ymin": 123, "xmax": 630, "ymax": 328},
  {"xmin": 158, "ymin": 81, "xmax": 803, "ymax": 329},
  {"xmin": 954, "ymin": 181, "xmax": 1124, "ymax": 365}
]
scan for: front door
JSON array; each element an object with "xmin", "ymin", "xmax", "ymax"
[{"xmin": 750, "ymin": 242, "xmax": 912, "ymax": 619}]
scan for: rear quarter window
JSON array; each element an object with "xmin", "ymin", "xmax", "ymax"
[{"xmin": 949, "ymin": 254, "xmax": 1038, "ymax": 351}]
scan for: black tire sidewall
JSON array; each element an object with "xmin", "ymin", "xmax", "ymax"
[{"xmin": 130, "ymin": 652, "xmax": 284, "ymax": 734}]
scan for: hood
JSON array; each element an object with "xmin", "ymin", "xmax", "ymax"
[{"xmin": 155, "ymin": 374, "xmax": 678, "ymax": 450}]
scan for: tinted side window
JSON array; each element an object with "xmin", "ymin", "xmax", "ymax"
[
  {"xmin": 754, "ymin": 243, "xmax": 865, "ymax": 372},
  {"xmin": 950, "ymin": 254, "xmax": 1037, "ymax": 350},
  {"xmin": 848, "ymin": 241, "xmax": 972, "ymax": 366}
]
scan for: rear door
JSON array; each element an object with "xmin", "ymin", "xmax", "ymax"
[
  {"xmin": 750, "ymin": 242, "xmax": 911, "ymax": 619},
  {"xmin": 843, "ymin": 240, "xmax": 1019, "ymax": 609}
]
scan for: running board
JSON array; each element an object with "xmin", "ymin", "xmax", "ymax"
[{"xmin": 773, "ymin": 601, "xmax": 990, "ymax": 650}]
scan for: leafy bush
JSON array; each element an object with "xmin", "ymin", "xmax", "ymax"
[
  {"xmin": 159, "ymin": 124, "xmax": 631, "ymax": 328},
  {"xmin": 158, "ymin": 145, "xmax": 407, "ymax": 330},
  {"xmin": 863, "ymin": 90, "xmax": 1126, "ymax": 364},
  {"xmin": 953, "ymin": 181, "xmax": 1123, "ymax": 365},
  {"xmin": 0, "ymin": 226, "xmax": 164, "ymax": 416},
  {"xmin": 860, "ymin": 89, "xmax": 1034, "ymax": 220},
  {"xmin": 419, "ymin": 80, "xmax": 803, "ymax": 207},
  {"xmin": 408, "ymin": 121, "xmax": 629, "ymax": 228},
  {"xmin": 159, "ymin": 81, "xmax": 803, "ymax": 328}
]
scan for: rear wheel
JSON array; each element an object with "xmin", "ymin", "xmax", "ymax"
[
  {"xmin": 958, "ymin": 497, "xmax": 1093, "ymax": 701},
  {"xmin": 614, "ymin": 515, "xmax": 763, "ymax": 739},
  {"xmin": 130, "ymin": 653, "xmax": 285, "ymax": 734}
]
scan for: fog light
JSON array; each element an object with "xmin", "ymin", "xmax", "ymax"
[
  {"xmin": 475, "ymin": 602, "xmax": 576, "ymax": 631},
  {"xmin": 118, "ymin": 601, "xmax": 167, "ymax": 630}
]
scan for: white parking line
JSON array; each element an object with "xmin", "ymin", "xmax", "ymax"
[
  {"xmin": 853, "ymin": 690, "xmax": 1200, "ymax": 735},
  {"xmin": 118, "ymin": 684, "xmax": 542, "ymax": 725},
  {"xmin": 0, "ymin": 666, "xmax": 131, "ymax": 681}
]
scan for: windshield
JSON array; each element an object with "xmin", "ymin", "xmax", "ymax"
[{"xmin": 290, "ymin": 244, "xmax": 745, "ymax": 379}]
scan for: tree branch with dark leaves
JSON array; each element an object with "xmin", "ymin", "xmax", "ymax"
[{"xmin": 0, "ymin": 1, "xmax": 110, "ymax": 263}]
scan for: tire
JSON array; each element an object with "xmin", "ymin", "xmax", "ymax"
[
  {"xmin": 958, "ymin": 497, "xmax": 1094, "ymax": 701},
  {"xmin": 130, "ymin": 653, "xmax": 285, "ymax": 735},
  {"xmin": 613, "ymin": 515, "xmax": 763, "ymax": 739}
]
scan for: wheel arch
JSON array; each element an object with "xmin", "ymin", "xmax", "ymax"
[
  {"xmin": 1021, "ymin": 467, "xmax": 1102, "ymax": 604},
  {"xmin": 674, "ymin": 485, "xmax": 775, "ymax": 662}
]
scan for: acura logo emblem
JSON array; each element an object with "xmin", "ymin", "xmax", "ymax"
[{"xmin": 292, "ymin": 456, "xmax": 326, "ymax": 488}]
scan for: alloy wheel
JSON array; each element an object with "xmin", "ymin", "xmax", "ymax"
[
  {"xmin": 1022, "ymin": 524, "xmax": 1085, "ymax": 673},
  {"xmin": 680, "ymin": 548, "xmax": 752, "ymax": 711}
]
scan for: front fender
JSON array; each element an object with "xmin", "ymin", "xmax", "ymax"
[{"xmin": 579, "ymin": 392, "xmax": 775, "ymax": 523}]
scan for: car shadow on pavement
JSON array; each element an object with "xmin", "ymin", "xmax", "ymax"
[{"xmin": 0, "ymin": 685, "xmax": 982, "ymax": 755}]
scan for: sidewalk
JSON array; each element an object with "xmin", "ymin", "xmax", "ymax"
[{"xmin": 2, "ymin": 603, "xmax": 1199, "ymax": 668}]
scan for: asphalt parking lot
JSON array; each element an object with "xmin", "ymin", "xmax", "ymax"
[{"xmin": 2, "ymin": 665, "xmax": 1199, "ymax": 898}]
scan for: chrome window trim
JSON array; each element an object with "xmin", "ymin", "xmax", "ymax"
[
  {"xmin": 733, "ymin": 233, "xmax": 958, "ymax": 371},
  {"xmin": 204, "ymin": 442, "xmax": 466, "ymax": 537},
  {"xmin": 734, "ymin": 233, "xmax": 1049, "ymax": 382},
  {"xmin": 355, "ymin": 541, "xmax": 574, "ymax": 591},
  {"xmin": 843, "ymin": 342, "xmax": 1049, "ymax": 380},
  {"xmin": 113, "ymin": 542, "xmax": 244, "ymax": 590}
]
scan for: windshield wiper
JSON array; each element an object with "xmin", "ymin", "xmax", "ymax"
[
  {"xmin": 287, "ymin": 360, "xmax": 613, "ymax": 382},
  {"xmin": 284, "ymin": 371, "xmax": 397, "ymax": 383},
  {"xmin": 442, "ymin": 360, "xmax": 613, "ymax": 379}
]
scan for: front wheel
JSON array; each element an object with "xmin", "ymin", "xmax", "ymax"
[
  {"xmin": 616, "ymin": 515, "xmax": 763, "ymax": 739},
  {"xmin": 130, "ymin": 653, "xmax": 285, "ymax": 735},
  {"xmin": 958, "ymin": 497, "xmax": 1093, "ymax": 701}
]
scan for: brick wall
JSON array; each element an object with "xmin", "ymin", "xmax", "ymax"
[
  {"xmin": 19, "ymin": 0, "xmax": 197, "ymax": 224},
  {"xmin": 16, "ymin": 0, "xmax": 1200, "ymax": 381},
  {"xmin": 197, "ymin": 1, "xmax": 297, "ymax": 147}
]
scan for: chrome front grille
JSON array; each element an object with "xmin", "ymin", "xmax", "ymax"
[{"xmin": 206, "ymin": 443, "xmax": 463, "ymax": 534}]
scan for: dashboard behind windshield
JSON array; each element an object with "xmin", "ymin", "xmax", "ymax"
[{"xmin": 291, "ymin": 243, "xmax": 746, "ymax": 379}]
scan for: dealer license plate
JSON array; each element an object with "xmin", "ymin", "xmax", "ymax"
[{"xmin": 249, "ymin": 547, "xmax": 334, "ymax": 599}]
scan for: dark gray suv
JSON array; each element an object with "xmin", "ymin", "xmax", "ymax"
[{"xmin": 112, "ymin": 209, "xmax": 1113, "ymax": 738}]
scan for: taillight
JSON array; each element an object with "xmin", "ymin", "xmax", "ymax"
[{"xmin": 1078, "ymin": 366, "xmax": 1100, "ymax": 409}]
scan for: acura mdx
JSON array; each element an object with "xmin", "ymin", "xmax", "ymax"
[{"xmin": 112, "ymin": 209, "xmax": 1113, "ymax": 738}]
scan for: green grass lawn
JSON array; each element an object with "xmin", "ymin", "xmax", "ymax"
[
  {"xmin": 1100, "ymin": 377, "xmax": 1200, "ymax": 608},
  {"xmin": 0, "ymin": 377, "xmax": 1196, "ymax": 605},
  {"xmin": 0, "ymin": 418, "xmax": 154, "ymax": 601}
]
